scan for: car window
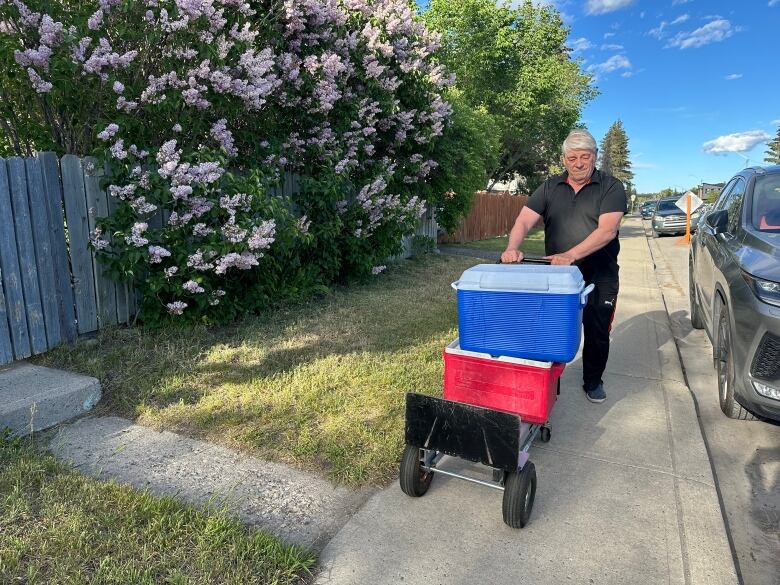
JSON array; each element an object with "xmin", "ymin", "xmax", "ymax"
[
  {"xmin": 725, "ymin": 178, "xmax": 746, "ymax": 234},
  {"xmin": 713, "ymin": 179, "xmax": 737, "ymax": 211},
  {"xmin": 751, "ymin": 174, "xmax": 780, "ymax": 231},
  {"xmin": 656, "ymin": 199, "xmax": 678, "ymax": 212}
]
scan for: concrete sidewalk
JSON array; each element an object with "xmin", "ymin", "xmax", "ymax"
[{"xmin": 316, "ymin": 218, "xmax": 738, "ymax": 585}]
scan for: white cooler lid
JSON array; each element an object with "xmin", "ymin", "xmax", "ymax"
[
  {"xmin": 444, "ymin": 339, "xmax": 553, "ymax": 368},
  {"xmin": 452, "ymin": 263, "xmax": 585, "ymax": 294}
]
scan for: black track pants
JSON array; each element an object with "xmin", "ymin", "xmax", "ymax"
[{"xmin": 582, "ymin": 279, "xmax": 619, "ymax": 391}]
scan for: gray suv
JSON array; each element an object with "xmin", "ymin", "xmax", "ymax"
[
  {"xmin": 689, "ymin": 166, "xmax": 780, "ymax": 422},
  {"xmin": 652, "ymin": 195, "xmax": 703, "ymax": 236}
]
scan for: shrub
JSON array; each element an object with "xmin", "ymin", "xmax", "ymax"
[{"xmin": 0, "ymin": 0, "xmax": 454, "ymax": 323}]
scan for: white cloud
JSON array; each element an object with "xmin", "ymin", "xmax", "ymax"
[
  {"xmin": 633, "ymin": 161, "xmax": 657, "ymax": 169},
  {"xmin": 639, "ymin": 11, "xmax": 645, "ymax": 18},
  {"xmin": 569, "ymin": 37, "xmax": 593, "ymax": 52},
  {"xmin": 587, "ymin": 54, "xmax": 632, "ymax": 79},
  {"xmin": 667, "ymin": 19, "xmax": 737, "ymax": 49},
  {"xmin": 771, "ymin": 119, "xmax": 780, "ymax": 126},
  {"xmin": 673, "ymin": 0, "xmax": 692, "ymax": 5},
  {"xmin": 585, "ymin": 0, "xmax": 634, "ymax": 16},
  {"xmin": 671, "ymin": 14, "xmax": 690, "ymax": 25},
  {"xmin": 769, "ymin": 0, "xmax": 779, "ymax": 7},
  {"xmin": 702, "ymin": 131, "xmax": 771, "ymax": 154},
  {"xmin": 724, "ymin": 73, "xmax": 742, "ymax": 80},
  {"xmin": 601, "ymin": 43, "xmax": 624, "ymax": 50},
  {"xmin": 649, "ymin": 21, "xmax": 667, "ymax": 39},
  {"xmin": 603, "ymin": 32, "xmax": 616, "ymax": 38}
]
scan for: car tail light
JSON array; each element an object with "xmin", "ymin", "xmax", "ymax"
[{"xmin": 741, "ymin": 271, "xmax": 780, "ymax": 307}]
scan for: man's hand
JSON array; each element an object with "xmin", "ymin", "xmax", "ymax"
[
  {"xmin": 544, "ymin": 253, "xmax": 576, "ymax": 266},
  {"xmin": 501, "ymin": 249, "xmax": 524, "ymax": 264}
]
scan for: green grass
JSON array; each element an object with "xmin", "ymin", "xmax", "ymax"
[
  {"xmin": 448, "ymin": 228, "xmax": 546, "ymax": 257},
  {"xmin": 33, "ymin": 255, "xmax": 480, "ymax": 486},
  {"xmin": 0, "ymin": 437, "xmax": 315, "ymax": 585}
]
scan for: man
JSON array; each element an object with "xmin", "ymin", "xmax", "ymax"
[{"xmin": 501, "ymin": 129, "xmax": 626, "ymax": 403}]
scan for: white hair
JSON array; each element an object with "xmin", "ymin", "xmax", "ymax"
[{"xmin": 562, "ymin": 129, "xmax": 597, "ymax": 155}]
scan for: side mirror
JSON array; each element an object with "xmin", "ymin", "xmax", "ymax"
[{"xmin": 706, "ymin": 209, "xmax": 729, "ymax": 234}]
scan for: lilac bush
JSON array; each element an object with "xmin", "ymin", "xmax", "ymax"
[{"xmin": 0, "ymin": 0, "xmax": 452, "ymax": 323}]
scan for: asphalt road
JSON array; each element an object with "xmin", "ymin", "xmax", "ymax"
[{"xmin": 643, "ymin": 220, "xmax": 780, "ymax": 585}]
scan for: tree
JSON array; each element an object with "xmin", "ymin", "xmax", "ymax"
[
  {"xmin": 599, "ymin": 120, "xmax": 634, "ymax": 208},
  {"xmin": 422, "ymin": 90, "xmax": 501, "ymax": 233},
  {"xmin": 424, "ymin": 0, "xmax": 596, "ymax": 190},
  {"xmin": 765, "ymin": 126, "xmax": 780, "ymax": 164}
]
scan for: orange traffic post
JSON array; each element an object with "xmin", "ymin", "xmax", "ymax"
[{"xmin": 677, "ymin": 193, "xmax": 691, "ymax": 245}]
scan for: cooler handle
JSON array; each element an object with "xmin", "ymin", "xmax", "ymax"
[
  {"xmin": 496, "ymin": 256, "xmax": 551, "ymax": 265},
  {"xmin": 580, "ymin": 283, "xmax": 595, "ymax": 306}
]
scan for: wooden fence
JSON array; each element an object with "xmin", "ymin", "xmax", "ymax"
[
  {"xmin": 0, "ymin": 154, "xmax": 435, "ymax": 365},
  {"xmin": 0, "ymin": 154, "xmax": 140, "ymax": 365},
  {"xmin": 439, "ymin": 191, "xmax": 528, "ymax": 244}
]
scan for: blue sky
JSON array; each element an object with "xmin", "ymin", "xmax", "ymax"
[
  {"xmin": 419, "ymin": 0, "xmax": 780, "ymax": 193},
  {"xmin": 550, "ymin": 0, "xmax": 780, "ymax": 193}
]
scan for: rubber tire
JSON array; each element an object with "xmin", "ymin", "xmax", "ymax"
[
  {"xmin": 502, "ymin": 461, "xmax": 537, "ymax": 528},
  {"xmin": 715, "ymin": 305, "xmax": 756, "ymax": 421},
  {"xmin": 539, "ymin": 426, "xmax": 551, "ymax": 443},
  {"xmin": 399, "ymin": 444, "xmax": 433, "ymax": 497},
  {"xmin": 689, "ymin": 257, "xmax": 704, "ymax": 330}
]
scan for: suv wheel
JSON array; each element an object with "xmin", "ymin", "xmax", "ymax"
[
  {"xmin": 715, "ymin": 304, "xmax": 755, "ymax": 420},
  {"xmin": 688, "ymin": 257, "xmax": 704, "ymax": 329}
]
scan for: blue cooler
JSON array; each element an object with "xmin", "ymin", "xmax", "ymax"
[{"xmin": 451, "ymin": 264, "xmax": 595, "ymax": 362}]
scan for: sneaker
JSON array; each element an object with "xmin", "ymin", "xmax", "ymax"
[{"xmin": 585, "ymin": 383, "xmax": 606, "ymax": 403}]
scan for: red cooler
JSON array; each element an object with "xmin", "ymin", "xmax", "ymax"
[{"xmin": 443, "ymin": 339, "xmax": 565, "ymax": 424}]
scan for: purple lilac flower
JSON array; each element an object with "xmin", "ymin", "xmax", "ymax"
[
  {"xmin": 87, "ymin": 10, "xmax": 104, "ymax": 30},
  {"xmin": 125, "ymin": 222, "xmax": 149, "ymax": 247},
  {"xmin": 97, "ymin": 123, "xmax": 119, "ymax": 141},
  {"xmin": 210, "ymin": 119, "xmax": 237, "ymax": 157},
  {"xmin": 166, "ymin": 301, "xmax": 188, "ymax": 315},
  {"xmin": 148, "ymin": 245, "xmax": 171, "ymax": 264},
  {"xmin": 372, "ymin": 265, "xmax": 386, "ymax": 275},
  {"xmin": 182, "ymin": 280, "xmax": 205, "ymax": 294},
  {"xmin": 26, "ymin": 68, "xmax": 52, "ymax": 93},
  {"xmin": 164, "ymin": 266, "xmax": 179, "ymax": 279},
  {"xmin": 247, "ymin": 220, "xmax": 275, "ymax": 251}
]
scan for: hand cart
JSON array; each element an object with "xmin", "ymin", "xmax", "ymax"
[{"xmin": 399, "ymin": 256, "xmax": 567, "ymax": 528}]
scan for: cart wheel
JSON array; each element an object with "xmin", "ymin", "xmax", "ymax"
[
  {"xmin": 399, "ymin": 444, "xmax": 433, "ymax": 497},
  {"xmin": 539, "ymin": 426, "xmax": 551, "ymax": 443},
  {"xmin": 502, "ymin": 461, "xmax": 537, "ymax": 528}
]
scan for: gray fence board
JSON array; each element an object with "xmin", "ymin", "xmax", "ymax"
[
  {"xmin": 40, "ymin": 152, "xmax": 77, "ymax": 343},
  {"xmin": 0, "ymin": 158, "xmax": 32, "ymax": 359},
  {"xmin": 0, "ymin": 264, "xmax": 12, "ymax": 363},
  {"xmin": 0, "ymin": 162, "xmax": 16, "ymax": 364},
  {"xmin": 26, "ymin": 157, "xmax": 61, "ymax": 349},
  {"xmin": 8, "ymin": 157, "xmax": 48, "ymax": 354},
  {"xmin": 60, "ymin": 155, "xmax": 98, "ymax": 334},
  {"xmin": 84, "ymin": 156, "xmax": 117, "ymax": 327}
]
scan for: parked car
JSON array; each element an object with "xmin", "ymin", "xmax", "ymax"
[
  {"xmin": 689, "ymin": 165, "xmax": 780, "ymax": 422},
  {"xmin": 640, "ymin": 200, "xmax": 657, "ymax": 219},
  {"xmin": 651, "ymin": 195, "xmax": 704, "ymax": 236}
]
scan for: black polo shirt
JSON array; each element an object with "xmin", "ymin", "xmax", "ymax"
[{"xmin": 526, "ymin": 169, "xmax": 627, "ymax": 282}]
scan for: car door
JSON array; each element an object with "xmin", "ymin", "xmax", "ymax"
[
  {"xmin": 706, "ymin": 178, "xmax": 747, "ymax": 316},
  {"xmin": 714, "ymin": 178, "xmax": 748, "ymax": 305},
  {"xmin": 696, "ymin": 179, "xmax": 737, "ymax": 321}
]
